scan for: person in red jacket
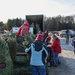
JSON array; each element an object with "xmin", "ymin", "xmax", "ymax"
[
  {"xmin": 16, "ymin": 22, "xmax": 30, "ymax": 37},
  {"xmin": 50, "ymin": 34, "xmax": 61, "ymax": 67}
]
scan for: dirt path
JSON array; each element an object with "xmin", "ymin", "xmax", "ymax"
[{"xmin": 48, "ymin": 38, "xmax": 75, "ymax": 75}]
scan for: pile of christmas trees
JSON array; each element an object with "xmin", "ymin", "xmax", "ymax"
[
  {"xmin": 0, "ymin": 32, "xmax": 49, "ymax": 75},
  {"xmin": 0, "ymin": 30, "xmax": 36, "ymax": 75},
  {"xmin": 14, "ymin": 31, "xmax": 36, "ymax": 75},
  {"xmin": 0, "ymin": 39, "xmax": 13, "ymax": 75}
]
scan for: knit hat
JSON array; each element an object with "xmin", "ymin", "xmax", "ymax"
[
  {"xmin": 24, "ymin": 22, "xmax": 29, "ymax": 25},
  {"xmin": 36, "ymin": 34, "xmax": 43, "ymax": 41}
]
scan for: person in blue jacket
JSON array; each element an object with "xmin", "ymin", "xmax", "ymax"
[
  {"xmin": 72, "ymin": 37, "xmax": 75, "ymax": 54},
  {"xmin": 25, "ymin": 34, "xmax": 48, "ymax": 75}
]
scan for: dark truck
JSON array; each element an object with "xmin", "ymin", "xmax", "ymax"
[{"xmin": 26, "ymin": 15, "xmax": 44, "ymax": 34}]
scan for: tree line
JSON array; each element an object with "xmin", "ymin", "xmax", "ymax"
[
  {"xmin": 0, "ymin": 15, "xmax": 75, "ymax": 32},
  {"xmin": 44, "ymin": 15, "xmax": 75, "ymax": 31}
]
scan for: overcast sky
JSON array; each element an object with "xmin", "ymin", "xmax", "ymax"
[{"xmin": 0, "ymin": 0, "xmax": 75, "ymax": 23}]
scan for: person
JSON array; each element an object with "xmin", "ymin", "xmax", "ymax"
[
  {"xmin": 45, "ymin": 32, "xmax": 52, "ymax": 45},
  {"xmin": 57, "ymin": 31, "xmax": 60, "ymax": 36},
  {"xmin": 16, "ymin": 21, "xmax": 30, "ymax": 37},
  {"xmin": 25, "ymin": 34, "xmax": 48, "ymax": 75},
  {"xmin": 43, "ymin": 29, "xmax": 48, "ymax": 42},
  {"xmin": 50, "ymin": 34, "xmax": 61, "ymax": 67},
  {"xmin": 66, "ymin": 29, "xmax": 70, "ymax": 44},
  {"xmin": 72, "ymin": 37, "xmax": 75, "ymax": 54},
  {"xmin": 37, "ymin": 30, "xmax": 42, "ymax": 34},
  {"xmin": 45, "ymin": 32, "xmax": 54, "ymax": 66}
]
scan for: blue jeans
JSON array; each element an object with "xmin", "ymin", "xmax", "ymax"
[
  {"xmin": 53, "ymin": 53, "xmax": 59, "ymax": 65},
  {"xmin": 30, "ymin": 65, "xmax": 46, "ymax": 75}
]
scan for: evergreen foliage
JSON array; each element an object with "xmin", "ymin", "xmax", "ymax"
[{"xmin": 0, "ymin": 39, "xmax": 13, "ymax": 75}]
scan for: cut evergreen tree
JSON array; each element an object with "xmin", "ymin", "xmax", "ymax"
[{"xmin": 0, "ymin": 39, "xmax": 13, "ymax": 75}]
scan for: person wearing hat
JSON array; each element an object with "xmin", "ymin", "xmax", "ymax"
[{"xmin": 25, "ymin": 34, "xmax": 48, "ymax": 75}]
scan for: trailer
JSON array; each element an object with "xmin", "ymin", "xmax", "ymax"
[{"xmin": 26, "ymin": 15, "xmax": 44, "ymax": 34}]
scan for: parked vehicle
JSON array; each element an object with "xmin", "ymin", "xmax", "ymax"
[
  {"xmin": 58, "ymin": 29, "xmax": 75, "ymax": 38},
  {"xmin": 58, "ymin": 30, "xmax": 66, "ymax": 37},
  {"xmin": 69, "ymin": 30, "xmax": 75, "ymax": 38}
]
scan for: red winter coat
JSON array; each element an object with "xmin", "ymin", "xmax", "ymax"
[
  {"xmin": 16, "ymin": 22, "xmax": 30, "ymax": 37},
  {"xmin": 51, "ymin": 39, "xmax": 61, "ymax": 54}
]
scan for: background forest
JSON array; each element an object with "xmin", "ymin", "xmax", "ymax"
[{"xmin": 0, "ymin": 15, "xmax": 75, "ymax": 32}]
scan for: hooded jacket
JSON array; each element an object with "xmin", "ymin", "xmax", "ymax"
[
  {"xmin": 25, "ymin": 40, "xmax": 48, "ymax": 66},
  {"xmin": 51, "ymin": 39, "xmax": 61, "ymax": 54}
]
